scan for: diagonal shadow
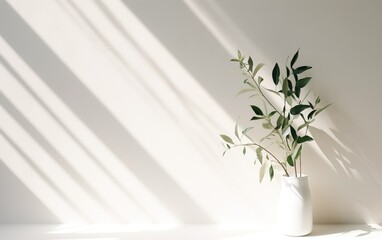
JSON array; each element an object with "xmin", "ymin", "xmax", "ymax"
[
  {"xmin": 0, "ymin": 129, "xmax": 89, "ymax": 222},
  {"xmin": 64, "ymin": 0, "xmax": 221, "ymax": 160},
  {"xmin": 60, "ymin": 1, "xmax": 254, "ymax": 210},
  {"xmin": 0, "ymin": 159, "xmax": 59, "ymax": 223},
  {"xmin": 93, "ymin": 0, "xmax": 235, "ymax": 172},
  {"xmin": 93, "ymin": 0, "xmax": 216, "ymax": 126},
  {"xmin": 0, "ymin": 55, "xmax": 152, "ymax": 222},
  {"xmin": 0, "ymin": 1, "xmax": 212, "ymax": 223},
  {"xmin": 0, "ymin": 91, "xmax": 123, "ymax": 221},
  {"xmin": 60, "ymin": 0, "xmax": 179, "ymax": 124},
  {"xmin": 120, "ymin": 0, "xmax": 239, "ymax": 115},
  {"xmin": 61, "ymin": 1, "xmax": 222, "ymax": 172}
]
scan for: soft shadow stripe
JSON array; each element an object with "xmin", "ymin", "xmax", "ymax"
[{"xmin": 0, "ymin": 1, "xmax": 212, "ymax": 223}]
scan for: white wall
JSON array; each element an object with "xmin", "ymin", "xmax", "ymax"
[{"xmin": 0, "ymin": 0, "xmax": 382, "ymax": 224}]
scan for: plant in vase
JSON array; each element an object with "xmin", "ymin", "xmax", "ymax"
[{"xmin": 220, "ymin": 50, "xmax": 330, "ymax": 236}]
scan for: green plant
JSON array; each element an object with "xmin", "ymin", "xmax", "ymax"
[{"xmin": 220, "ymin": 50, "xmax": 330, "ymax": 181}]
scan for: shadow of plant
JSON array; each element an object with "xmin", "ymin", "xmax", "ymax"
[
  {"xmin": 309, "ymin": 110, "xmax": 382, "ymax": 225},
  {"xmin": 309, "ymin": 224, "xmax": 382, "ymax": 237}
]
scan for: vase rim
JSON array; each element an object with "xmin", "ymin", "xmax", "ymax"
[{"xmin": 282, "ymin": 174, "xmax": 308, "ymax": 178}]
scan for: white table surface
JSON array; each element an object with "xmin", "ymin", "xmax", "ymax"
[{"xmin": 0, "ymin": 224, "xmax": 382, "ymax": 239}]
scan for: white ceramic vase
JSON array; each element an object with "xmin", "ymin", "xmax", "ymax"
[{"xmin": 278, "ymin": 175, "xmax": 312, "ymax": 236}]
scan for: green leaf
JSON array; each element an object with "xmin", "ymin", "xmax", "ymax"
[
  {"xmin": 294, "ymin": 145, "xmax": 302, "ymax": 161},
  {"xmin": 291, "ymin": 49, "xmax": 299, "ymax": 68},
  {"xmin": 290, "ymin": 126, "xmax": 297, "ymax": 141},
  {"xmin": 243, "ymin": 147, "xmax": 246, "ymax": 155},
  {"xmin": 268, "ymin": 111, "xmax": 277, "ymax": 118},
  {"xmin": 258, "ymin": 76, "xmax": 264, "ymax": 84},
  {"xmin": 295, "ymin": 85, "xmax": 301, "ymax": 98},
  {"xmin": 222, "ymin": 150, "xmax": 227, "ymax": 157},
  {"xmin": 282, "ymin": 122, "xmax": 291, "ymax": 136},
  {"xmin": 220, "ymin": 134, "xmax": 234, "ymax": 144},
  {"xmin": 248, "ymin": 57, "xmax": 253, "ymax": 72},
  {"xmin": 256, "ymin": 147, "xmax": 263, "ymax": 164},
  {"xmin": 297, "ymin": 120, "xmax": 314, "ymax": 131},
  {"xmin": 259, "ymin": 161, "xmax": 267, "ymax": 183},
  {"xmin": 262, "ymin": 122, "xmax": 272, "ymax": 129},
  {"xmin": 282, "ymin": 78, "xmax": 289, "ymax": 96},
  {"xmin": 276, "ymin": 115, "xmax": 284, "ymax": 129},
  {"xmin": 242, "ymin": 127, "xmax": 253, "ymax": 136},
  {"xmin": 286, "ymin": 96, "xmax": 293, "ymax": 106},
  {"xmin": 308, "ymin": 101, "xmax": 314, "ymax": 109},
  {"xmin": 251, "ymin": 105, "xmax": 264, "ymax": 116},
  {"xmin": 308, "ymin": 110, "xmax": 317, "ymax": 120},
  {"xmin": 272, "ymin": 63, "xmax": 280, "ymax": 85},
  {"xmin": 287, "ymin": 79, "xmax": 293, "ymax": 91},
  {"xmin": 315, "ymin": 96, "xmax": 321, "ymax": 105},
  {"xmin": 293, "ymin": 66, "xmax": 312, "ymax": 75},
  {"xmin": 269, "ymin": 165, "xmax": 274, "ymax": 181},
  {"xmin": 230, "ymin": 58, "xmax": 240, "ymax": 62},
  {"xmin": 290, "ymin": 104, "xmax": 310, "ymax": 115},
  {"xmin": 296, "ymin": 77, "xmax": 312, "ymax": 89},
  {"xmin": 234, "ymin": 120, "xmax": 240, "ymax": 140},
  {"xmin": 293, "ymin": 73, "xmax": 299, "ymax": 82},
  {"xmin": 237, "ymin": 50, "xmax": 242, "ymax": 59},
  {"xmin": 253, "ymin": 63, "xmax": 265, "ymax": 77},
  {"xmin": 236, "ymin": 88, "xmax": 255, "ymax": 97},
  {"xmin": 251, "ymin": 116, "xmax": 264, "ymax": 121},
  {"xmin": 316, "ymin": 103, "xmax": 332, "ymax": 115},
  {"xmin": 287, "ymin": 155, "xmax": 294, "ymax": 167},
  {"xmin": 286, "ymin": 66, "xmax": 290, "ymax": 77},
  {"xmin": 297, "ymin": 135, "xmax": 314, "ymax": 144}
]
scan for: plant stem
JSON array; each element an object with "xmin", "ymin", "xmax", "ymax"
[
  {"xmin": 234, "ymin": 143, "xmax": 289, "ymax": 177},
  {"xmin": 268, "ymin": 121, "xmax": 292, "ymax": 175},
  {"xmin": 285, "ymin": 137, "xmax": 292, "ymax": 151},
  {"xmin": 244, "ymin": 66, "xmax": 295, "ymax": 177},
  {"xmin": 300, "ymin": 124, "xmax": 310, "ymax": 177},
  {"xmin": 299, "ymin": 155, "xmax": 302, "ymax": 177},
  {"xmin": 244, "ymin": 66, "xmax": 293, "ymax": 171},
  {"xmin": 244, "ymin": 67, "xmax": 283, "ymax": 116}
]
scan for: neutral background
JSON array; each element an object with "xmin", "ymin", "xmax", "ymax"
[{"xmin": 0, "ymin": 0, "xmax": 382, "ymax": 224}]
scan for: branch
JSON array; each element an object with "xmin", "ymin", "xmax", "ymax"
[
  {"xmin": 232, "ymin": 143, "xmax": 289, "ymax": 177},
  {"xmin": 243, "ymin": 66, "xmax": 283, "ymax": 116}
]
